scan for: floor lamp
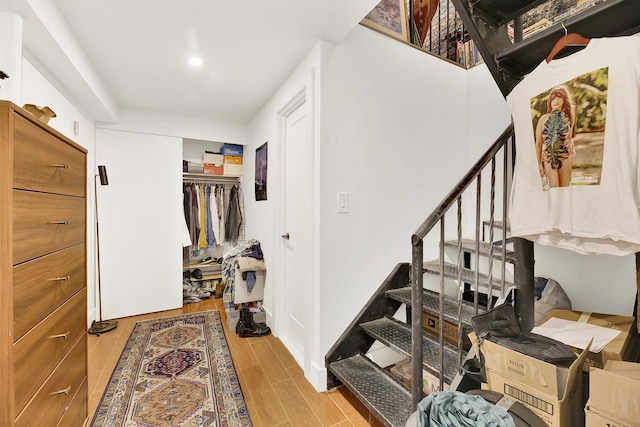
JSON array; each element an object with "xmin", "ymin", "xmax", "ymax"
[{"xmin": 88, "ymin": 165, "xmax": 118, "ymax": 335}]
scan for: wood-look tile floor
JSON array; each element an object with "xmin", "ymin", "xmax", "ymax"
[{"xmin": 87, "ymin": 296, "xmax": 385, "ymax": 426}]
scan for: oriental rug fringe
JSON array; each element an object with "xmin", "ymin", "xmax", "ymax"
[{"xmin": 90, "ymin": 310, "xmax": 252, "ymax": 426}]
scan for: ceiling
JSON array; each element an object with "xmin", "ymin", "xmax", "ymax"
[{"xmin": 13, "ymin": 0, "xmax": 379, "ymax": 124}]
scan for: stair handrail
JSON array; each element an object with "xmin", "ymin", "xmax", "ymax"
[
  {"xmin": 411, "ymin": 123, "xmax": 513, "ymax": 243},
  {"xmin": 409, "ymin": 123, "xmax": 515, "ymax": 410}
]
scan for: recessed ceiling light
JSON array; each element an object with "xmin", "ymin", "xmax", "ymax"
[{"xmin": 188, "ymin": 56, "xmax": 203, "ymax": 66}]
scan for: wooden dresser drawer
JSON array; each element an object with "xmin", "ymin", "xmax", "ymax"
[
  {"xmin": 15, "ymin": 335, "xmax": 87, "ymax": 427},
  {"xmin": 13, "ymin": 190, "xmax": 85, "ymax": 265},
  {"xmin": 13, "ymin": 114, "xmax": 86, "ymax": 197},
  {"xmin": 13, "ymin": 243, "xmax": 86, "ymax": 341},
  {"xmin": 14, "ymin": 290, "xmax": 86, "ymax": 412},
  {"xmin": 55, "ymin": 377, "xmax": 88, "ymax": 427}
]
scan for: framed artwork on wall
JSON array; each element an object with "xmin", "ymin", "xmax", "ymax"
[
  {"xmin": 360, "ymin": 0, "xmax": 409, "ymax": 43},
  {"xmin": 255, "ymin": 141, "xmax": 268, "ymax": 201}
]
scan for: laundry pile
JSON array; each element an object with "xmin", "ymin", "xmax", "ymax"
[
  {"xmin": 221, "ymin": 239, "xmax": 270, "ymax": 337},
  {"xmin": 182, "ymin": 268, "xmax": 213, "ymax": 304}
]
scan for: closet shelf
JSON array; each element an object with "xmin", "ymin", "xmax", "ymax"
[
  {"xmin": 183, "ymin": 172, "xmax": 241, "ymax": 183},
  {"xmin": 190, "ymin": 273, "xmax": 222, "ymax": 281}
]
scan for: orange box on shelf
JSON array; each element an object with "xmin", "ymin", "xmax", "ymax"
[
  {"xmin": 224, "ymin": 155, "xmax": 242, "ymax": 165},
  {"xmin": 203, "ymin": 163, "xmax": 224, "ymax": 175}
]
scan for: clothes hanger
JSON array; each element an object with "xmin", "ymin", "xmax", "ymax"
[{"xmin": 546, "ymin": 22, "xmax": 590, "ymax": 62}]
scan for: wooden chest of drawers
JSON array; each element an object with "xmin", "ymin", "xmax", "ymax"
[{"xmin": 0, "ymin": 101, "xmax": 88, "ymax": 427}]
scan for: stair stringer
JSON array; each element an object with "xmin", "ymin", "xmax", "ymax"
[{"xmin": 325, "ymin": 262, "xmax": 410, "ymax": 390}]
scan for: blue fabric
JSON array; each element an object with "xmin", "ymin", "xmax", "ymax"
[
  {"xmin": 417, "ymin": 391, "xmax": 515, "ymax": 427},
  {"xmin": 245, "ymin": 271, "xmax": 256, "ymax": 292},
  {"xmin": 204, "ymin": 186, "xmax": 216, "ymax": 248},
  {"xmin": 241, "ymin": 244, "xmax": 263, "ymax": 260}
]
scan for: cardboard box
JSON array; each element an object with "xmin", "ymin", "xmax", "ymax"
[
  {"xmin": 389, "ymin": 359, "xmax": 444, "ymax": 396},
  {"xmin": 223, "ymin": 163, "xmax": 243, "ymax": 177},
  {"xmin": 221, "ymin": 143, "xmax": 243, "ymax": 157},
  {"xmin": 585, "ymin": 407, "xmax": 636, "ymax": 427},
  {"xmin": 203, "ymin": 151, "xmax": 223, "ymax": 164},
  {"xmin": 586, "ymin": 361, "xmax": 640, "ymax": 426},
  {"xmin": 233, "ymin": 269, "xmax": 265, "ymax": 304},
  {"xmin": 224, "ymin": 155, "xmax": 243, "ymax": 165},
  {"xmin": 422, "ymin": 312, "xmax": 471, "ymax": 350},
  {"xmin": 472, "ymin": 333, "xmax": 589, "ymax": 427},
  {"xmin": 542, "ymin": 309, "xmax": 637, "ymax": 369},
  {"xmin": 203, "ymin": 163, "xmax": 224, "ymax": 175},
  {"xmin": 186, "ymin": 161, "xmax": 204, "ymax": 173}
]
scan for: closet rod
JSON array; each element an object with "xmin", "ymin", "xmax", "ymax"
[{"xmin": 183, "ymin": 172, "xmax": 242, "ymax": 184}]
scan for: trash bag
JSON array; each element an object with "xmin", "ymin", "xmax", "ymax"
[{"xmin": 534, "ymin": 276, "xmax": 572, "ymax": 326}]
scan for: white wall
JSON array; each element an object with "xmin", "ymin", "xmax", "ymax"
[
  {"xmin": 317, "ymin": 27, "xmax": 481, "ymax": 365},
  {"xmin": 244, "ymin": 40, "xmax": 324, "ymax": 387},
  {"xmin": 243, "ymin": 25, "xmax": 512, "ymax": 390}
]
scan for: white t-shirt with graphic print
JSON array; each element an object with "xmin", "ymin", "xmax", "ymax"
[{"xmin": 507, "ymin": 36, "xmax": 640, "ymax": 255}]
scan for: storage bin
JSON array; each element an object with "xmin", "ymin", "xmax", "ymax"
[
  {"xmin": 234, "ymin": 269, "xmax": 265, "ymax": 303},
  {"xmin": 221, "ymin": 143, "xmax": 243, "ymax": 156},
  {"xmin": 226, "ymin": 308, "xmax": 266, "ymax": 331}
]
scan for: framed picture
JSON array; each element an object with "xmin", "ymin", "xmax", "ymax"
[
  {"xmin": 360, "ymin": 0, "xmax": 409, "ymax": 43},
  {"xmin": 255, "ymin": 142, "xmax": 268, "ymax": 201}
]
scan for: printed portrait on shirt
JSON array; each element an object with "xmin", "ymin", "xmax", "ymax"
[{"xmin": 529, "ymin": 67, "xmax": 608, "ymax": 190}]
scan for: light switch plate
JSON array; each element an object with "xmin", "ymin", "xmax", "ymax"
[{"xmin": 337, "ymin": 192, "xmax": 349, "ymax": 213}]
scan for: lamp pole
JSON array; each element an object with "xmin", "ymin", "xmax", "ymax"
[{"xmin": 88, "ymin": 165, "xmax": 118, "ymax": 335}]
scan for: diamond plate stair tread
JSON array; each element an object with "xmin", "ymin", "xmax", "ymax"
[
  {"xmin": 423, "ymin": 260, "xmax": 514, "ymax": 293},
  {"xmin": 444, "ymin": 238, "xmax": 515, "ymax": 263},
  {"xmin": 385, "ymin": 287, "xmax": 477, "ymax": 326},
  {"xmin": 328, "ymin": 354, "xmax": 412, "ymax": 427},
  {"xmin": 359, "ymin": 317, "xmax": 463, "ymax": 385}
]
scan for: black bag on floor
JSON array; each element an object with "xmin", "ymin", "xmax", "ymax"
[{"xmin": 462, "ymin": 303, "xmax": 576, "ymax": 382}]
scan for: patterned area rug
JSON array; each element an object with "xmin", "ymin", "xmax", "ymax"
[{"xmin": 90, "ymin": 310, "xmax": 252, "ymax": 427}]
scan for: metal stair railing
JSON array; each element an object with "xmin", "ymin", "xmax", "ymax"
[{"xmin": 409, "ymin": 123, "xmax": 534, "ymax": 410}]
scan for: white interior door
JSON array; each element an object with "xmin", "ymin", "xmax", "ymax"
[
  {"xmin": 281, "ymin": 97, "xmax": 314, "ymax": 367},
  {"xmin": 96, "ymin": 129, "xmax": 183, "ymax": 319}
]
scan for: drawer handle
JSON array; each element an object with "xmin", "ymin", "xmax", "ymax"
[
  {"xmin": 49, "ymin": 276, "xmax": 70, "ymax": 282},
  {"xmin": 47, "ymin": 220, "xmax": 70, "ymax": 225},
  {"xmin": 50, "ymin": 386, "xmax": 71, "ymax": 396},
  {"xmin": 49, "ymin": 331, "xmax": 70, "ymax": 339},
  {"xmin": 51, "ymin": 164, "xmax": 69, "ymax": 169}
]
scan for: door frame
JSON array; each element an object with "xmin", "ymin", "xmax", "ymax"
[{"xmin": 273, "ymin": 71, "xmax": 322, "ymax": 388}]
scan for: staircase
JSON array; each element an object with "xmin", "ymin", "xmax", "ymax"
[
  {"xmin": 325, "ymin": 2, "xmax": 640, "ymax": 426},
  {"xmin": 325, "ymin": 125, "xmax": 522, "ymax": 426}
]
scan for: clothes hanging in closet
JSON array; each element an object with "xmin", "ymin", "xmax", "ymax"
[
  {"xmin": 182, "ymin": 182, "xmax": 244, "ymax": 250},
  {"xmin": 225, "ymin": 184, "xmax": 243, "ymax": 242}
]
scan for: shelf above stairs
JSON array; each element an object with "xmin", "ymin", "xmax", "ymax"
[{"xmin": 450, "ymin": 0, "xmax": 640, "ymax": 96}]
